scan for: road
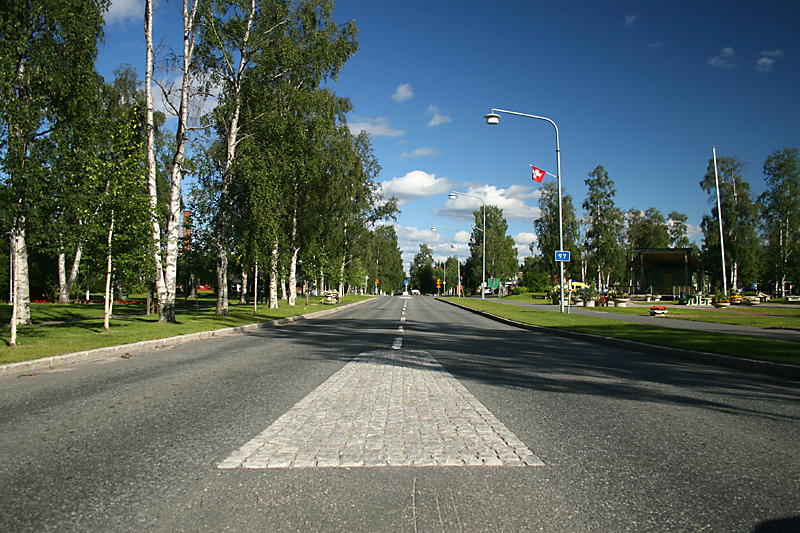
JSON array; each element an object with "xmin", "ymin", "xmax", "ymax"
[{"xmin": 1, "ymin": 296, "xmax": 798, "ymax": 532}]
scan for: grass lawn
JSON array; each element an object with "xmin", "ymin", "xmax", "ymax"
[
  {"xmin": 0, "ymin": 294, "xmax": 370, "ymax": 366},
  {"xmin": 500, "ymin": 293, "xmax": 800, "ymax": 330},
  {"xmin": 443, "ymin": 297, "xmax": 800, "ymax": 366}
]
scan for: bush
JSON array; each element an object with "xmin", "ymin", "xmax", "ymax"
[{"xmin": 511, "ymin": 287, "xmax": 527, "ymax": 296}]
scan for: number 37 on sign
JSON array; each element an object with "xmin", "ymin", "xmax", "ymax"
[{"xmin": 555, "ymin": 251, "xmax": 570, "ymax": 262}]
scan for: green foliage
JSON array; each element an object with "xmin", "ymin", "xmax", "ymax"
[
  {"xmin": 470, "ymin": 205, "xmax": 518, "ymax": 286},
  {"xmin": 533, "ymin": 181, "xmax": 581, "ymax": 279},
  {"xmin": 410, "ymin": 243, "xmax": 435, "ymax": 294},
  {"xmin": 364, "ymin": 225, "xmax": 404, "ymax": 293},
  {"xmin": 626, "ymin": 207, "xmax": 670, "ymax": 251},
  {"xmin": 700, "ymin": 155, "xmax": 759, "ymax": 289},
  {"xmin": 758, "ymin": 148, "xmax": 800, "ymax": 293},
  {"xmin": 519, "ymin": 255, "xmax": 552, "ymax": 292},
  {"xmin": 668, "ymin": 210, "xmax": 691, "ymax": 248},
  {"xmin": 583, "ymin": 165, "xmax": 625, "ymax": 284},
  {"xmin": 0, "ymin": 0, "xmax": 108, "ymax": 213}
]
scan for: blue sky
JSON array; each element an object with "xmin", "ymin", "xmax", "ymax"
[{"xmin": 98, "ymin": 0, "xmax": 800, "ymax": 272}]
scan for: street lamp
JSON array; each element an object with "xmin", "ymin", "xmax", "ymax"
[
  {"xmin": 484, "ymin": 108, "xmax": 566, "ymax": 313},
  {"xmin": 431, "ymin": 225, "xmax": 462, "ymax": 297},
  {"xmin": 448, "ymin": 191, "xmax": 486, "ymax": 299}
]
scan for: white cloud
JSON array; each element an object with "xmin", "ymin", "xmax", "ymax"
[
  {"xmin": 755, "ymin": 50, "xmax": 784, "ymax": 72},
  {"xmin": 644, "ymin": 42, "xmax": 664, "ymax": 51},
  {"xmin": 391, "ymin": 83, "xmax": 414, "ymax": 102},
  {"xmin": 399, "ymin": 147, "xmax": 441, "ymax": 160},
  {"xmin": 426, "ymin": 105, "xmax": 451, "ymax": 127},
  {"xmin": 435, "ymin": 184, "xmax": 540, "ymax": 222},
  {"xmin": 348, "ymin": 115, "xmax": 405, "ymax": 137},
  {"xmin": 708, "ymin": 47, "xmax": 738, "ymax": 69},
  {"xmin": 379, "ymin": 170, "xmax": 452, "ymax": 205},
  {"xmin": 755, "ymin": 57, "xmax": 775, "ymax": 73},
  {"xmin": 392, "ymin": 224, "xmax": 439, "ymax": 266},
  {"xmin": 624, "ymin": 14, "xmax": 637, "ymax": 27},
  {"xmin": 505, "ymin": 184, "xmax": 541, "ymax": 200},
  {"xmin": 105, "ymin": 0, "xmax": 142, "ymax": 25},
  {"xmin": 514, "ymin": 232, "xmax": 537, "ymax": 258}
]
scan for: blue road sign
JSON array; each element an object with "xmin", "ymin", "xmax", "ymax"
[
  {"xmin": 555, "ymin": 250, "xmax": 570, "ymax": 262},
  {"xmin": 404, "ymin": 279, "xmax": 409, "ymax": 286}
]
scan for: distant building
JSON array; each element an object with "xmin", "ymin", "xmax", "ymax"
[{"xmin": 629, "ymin": 248, "xmax": 705, "ymax": 295}]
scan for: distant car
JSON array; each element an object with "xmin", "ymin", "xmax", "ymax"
[{"xmin": 410, "ymin": 289, "xmax": 421, "ymax": 295}]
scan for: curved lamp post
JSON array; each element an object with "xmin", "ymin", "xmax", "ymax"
[
  {"xmin": 484, "ymin": 108, "xmax": 565, "ymax": 313},
  {"xmin": 432, "ymin": 225, "xmax": 461, "ymax": 297},
  {"xmin": 449, "ymin": 191, "xmax": 485, "ymax": 299}
]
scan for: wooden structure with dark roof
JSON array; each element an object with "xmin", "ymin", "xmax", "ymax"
[{"xmin": 629, "ymin": 248, "xmax": 705, "ymax": 295}]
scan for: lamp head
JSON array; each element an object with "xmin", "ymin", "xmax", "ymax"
[
  {"xmin": 484, "ymin": 112, "xmax": 500, "ymax": 125},
  {"xmin": 431, "ymin": 227, "xmax": 436, "ymax": 231},
  {"xmin": 448, "ymin": 193, "xmax": 457, "ymax": 200}
]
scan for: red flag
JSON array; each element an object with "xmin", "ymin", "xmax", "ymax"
[
  {"xmin": 531, "ymin": 165, "xmax": 545, "ymax": 183},
  {"xmin": 450, "ymin": 244, "xmax": 455, "ymax": 248}
]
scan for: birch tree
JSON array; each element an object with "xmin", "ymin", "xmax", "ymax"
[
  {"xmin": 0, "ymin": 0, "xmax": 108, "ymax": 345},
  {"xmin": 700, "ymin": 156, "xmax": 758, "ymax": 290},
  {"xmin": 145, "ymin": 0, "xmax": 206, "ymax": 323},
  {"xmin": 41, "ymin": 67, "xmax": 142, "ymax": 304},
  {"xmin": 583, "ymin": 165, "xmax": 624, "ymax": 287},
  {"xmin": 97, "ymin": 108, "xmax": 150, "ymax": 331},
  {"xmin": 197, "ymin": 0, "xmax": 262, "ymax": 315},
  {"xmin": 533, "ymin": 180, "xmax": 581, "ymax": 280},
  {"xmin": 758, "ymin": 148, "xmax": 800, "ymax": 296},
  {"xmin": 197, "ymin": 0, "xmax": 358, "ymax": 314},
  {"xmin": 668, "ymin": 210, "xmax": 691, "ymax": 249}
]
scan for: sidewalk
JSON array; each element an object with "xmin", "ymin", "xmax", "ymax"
[{"xmin": 493, "ymin": 299, "xmax": 800, "ymax": 343}]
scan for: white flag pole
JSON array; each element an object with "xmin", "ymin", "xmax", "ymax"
[{"xmin": 713, "ymin": 146, "xmax": 728, "ymax": 296}]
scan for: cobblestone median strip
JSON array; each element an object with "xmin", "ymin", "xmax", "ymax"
[{"xmin": 218, "ymin": 349, "xmax": 544, "ymax": 469}]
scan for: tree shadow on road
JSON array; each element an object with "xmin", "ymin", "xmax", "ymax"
[{"xmin": 249, "ymin": 300, "xmax": 800, "ymax": 425}]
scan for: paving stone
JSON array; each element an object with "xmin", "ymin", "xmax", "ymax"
[{"xmin": 219, "ymin": 348, "xmax": 543, "ymax": 469}]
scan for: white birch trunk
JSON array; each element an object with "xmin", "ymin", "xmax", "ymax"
[
  {"xmin": 9, "ymin": 227, "xmax": 19, "ymax": 346},
  {"xmin": 58, "ymin": 251, "xmax": 66, "ymax": 301},
  {"xmin": 287, "ymin": 208, "xmax": 299, "ymax": 306},
  {"xmin": 11, "ymin": 219, "xmax": 30, "ymax": 326},
  {"xmin": 339, "ymin": 259, "xmax": 345, "ymax": 297},
  {"xmin": 253, "ymin": 261, "xmax": 258, "ymax": 314},
  {"xmin": 288, "ymin": 247, "xmax": 299, "ymax": 306},
  {"xmin": 269, "ymin": 238, "xmax": 279, "ymax": 309},
  {"xmin": 57, "ymin": 244, "xmax": 83, "ymax": 304},
  {"xmin": 240, "ymin": 269, "xmax": 248, "ymax": 304},
  {"xmin": 144, "ymin": 0, "xmax": 168, "ymax": 321},
  {"xmin": 103, "ymin": 212, "xmax": 114, "ymax": 332},
  {"xmin": 162, "ymin": 0, "xmax": 199, "ymax": 323}
]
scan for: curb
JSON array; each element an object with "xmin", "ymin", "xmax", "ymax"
[
  {"xmin": 437, "ymin": 298, "xmax": 800, "ymax": 380},
  {"xmin": 0, "ymin": 298, "xmax": 373, "ymax": 378}
]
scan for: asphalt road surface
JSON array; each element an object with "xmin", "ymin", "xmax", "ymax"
[{"xmin": 1, "ymin": 296, "xmax": 798, "ymax": 532}]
